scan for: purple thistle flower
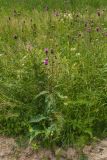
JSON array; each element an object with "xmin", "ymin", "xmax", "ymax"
[
  {"xmin": 44, "ymin": 48, "xmax": 49, "ymax": 54},
  {"xmin": 44, "ymin": 58, "xmax": 48, "ymax": 65}
]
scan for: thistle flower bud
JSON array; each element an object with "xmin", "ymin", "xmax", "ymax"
[
  {"xmin": 96, "ymin": 27, "xmax": 100, "ymax": 32},
  {"xmin": 44, "ymin": 58, "xmax": 48, "ymax": 65},
  {"xmin": 50, "ymin": 48, "xmax": 54, "ymax": 54},
  {"xmin": 44, "ymin": 48, "xmax": 49, "ymax": 54},
  {"xmin": 97, "ymin": 10, "xmax": 101, "ymax": 17}
]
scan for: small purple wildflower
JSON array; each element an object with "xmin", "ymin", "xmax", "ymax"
[
  {"xmin": 44, "ymin": 48, "xmax": 49, "ymax": 54},
  {"xmin": 44, "ymin": 58, "xmax": 48, "ymax": 65}
]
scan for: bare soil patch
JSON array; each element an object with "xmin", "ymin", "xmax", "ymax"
[{"xmin": 0, "ymin": 136, "xmax": 107, "ymax": 160}]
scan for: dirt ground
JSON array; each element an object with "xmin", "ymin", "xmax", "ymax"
[{"xmin": 0, "ymin": 136, "xmax": 107, "ymax": 160}]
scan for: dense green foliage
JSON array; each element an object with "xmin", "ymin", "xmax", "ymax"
[{"xmin": 0, "ymin": 0, "xmax": 107, "ymax": 148}]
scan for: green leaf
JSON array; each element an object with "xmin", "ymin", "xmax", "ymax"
[
  {"xmin": 56, "ymin": 92, "xmax": 68, "ymax": 99},
  {"xmin": 30, "ymin": 115, "xmax": 47, "ymax": 123},
  {"xmin": 84, "ymin": 128, "xmax": 93, "ymax": 138},
  {"xmin": 34, "ymin": 91, "xmax": 49, "ymax": 100},
  {"xmin": 44, "ymin": 124, "xmax": 57, "ymax": 138},
  {"xmin": 29, "ymin": 130, "xmax": 43, "ymax": 143}
]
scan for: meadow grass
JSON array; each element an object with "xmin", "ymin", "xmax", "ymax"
[
  {"xmin": 0, "ymin": 0, "xmax": 107, "ymax": 148},
  {"xmin": 0, "ymin": 0, "xmax": 107, "ymax": 11}
]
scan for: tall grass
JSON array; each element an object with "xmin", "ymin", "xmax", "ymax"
[
  {"xmin": 0, "ymin": 0, "xmax": 107, "ymax": 11},
  {"xmin": 0, "ymin": 1, "xmax": 107, "ymax": 148}
]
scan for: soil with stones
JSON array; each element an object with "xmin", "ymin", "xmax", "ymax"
[{"xmin": 0, "ymin": 136, "xmax": 107, "ymax": 160}]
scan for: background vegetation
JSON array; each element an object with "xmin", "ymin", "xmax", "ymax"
[{"xmin": 0, "ymin": 0, "xmax": 107, "ymax": 148}]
